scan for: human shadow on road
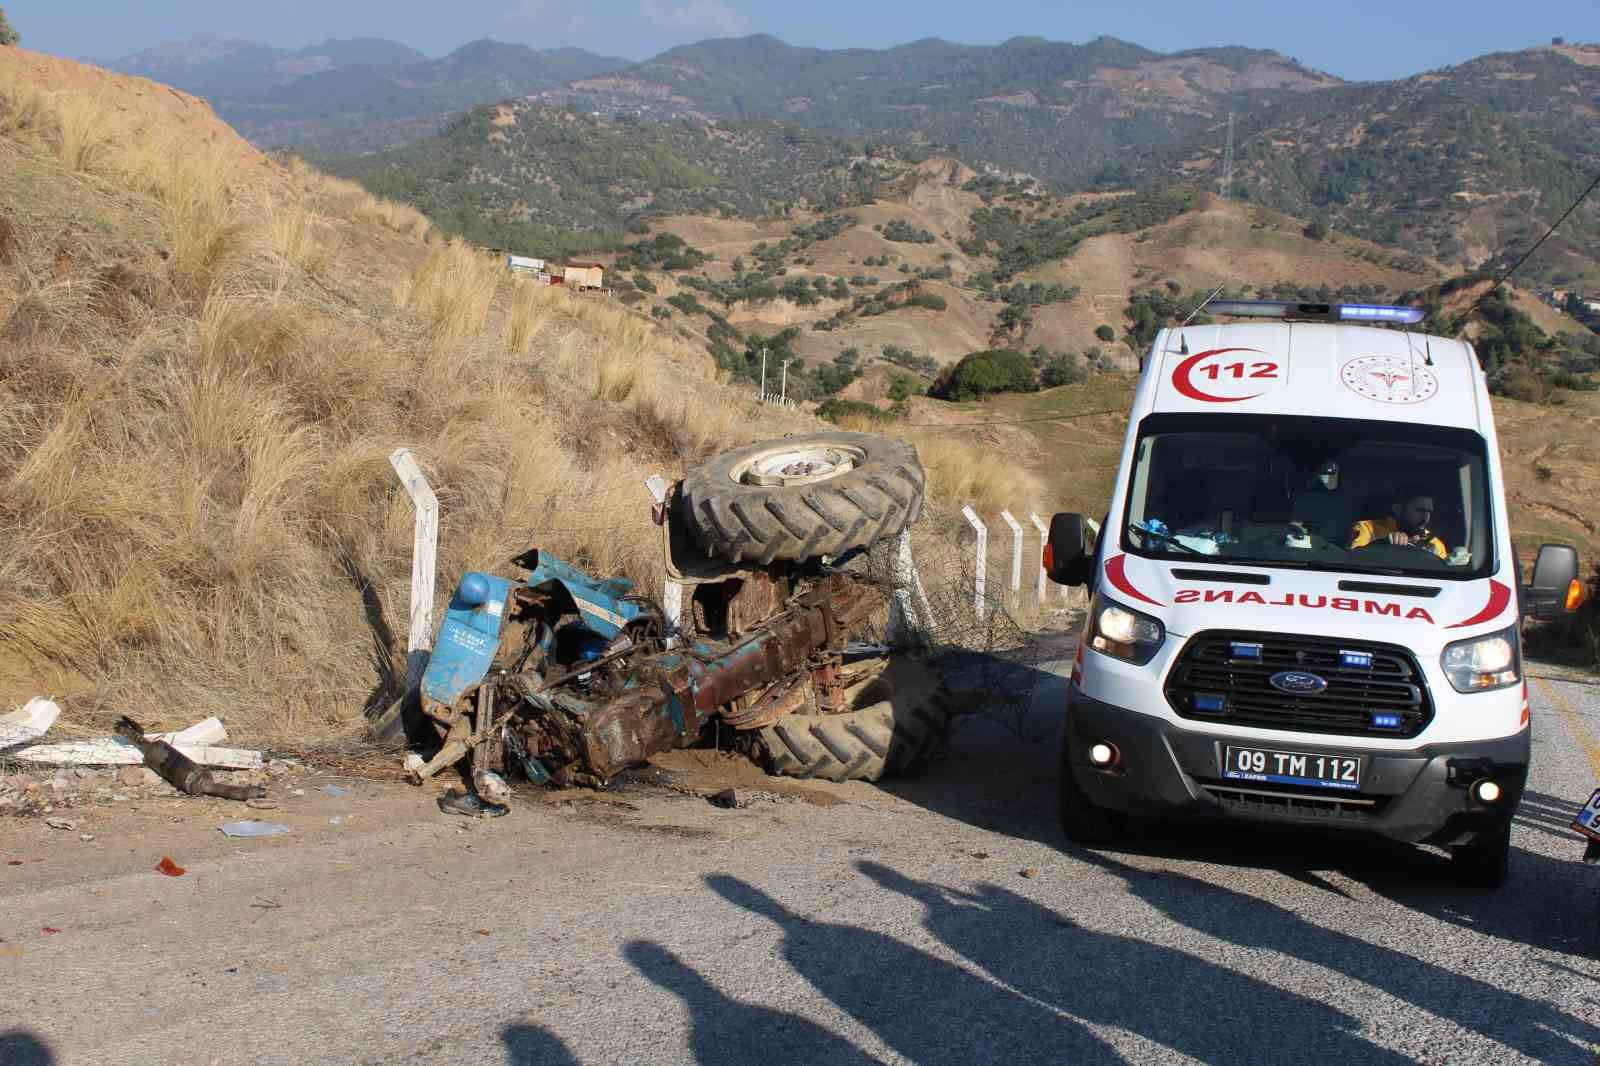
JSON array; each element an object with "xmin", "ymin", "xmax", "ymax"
[
  {"xmin": 856, "ymin": 861, "xmax": 1412, "ymax": 1065},
  {"xmin": 1517, "ymin": 788, "xmax": 1590, "ymax": 843},
  {"xmin": 500, "ymin": 1022, "xmax": 581, "ymax": 1066},
  {"xmin": 624, "ymin": 940, "xmax": 877, "ymax": 1065},
  {"xmin": 0, "ymin": 1031, "xmax": 54, "ymax": 1066},
  {"xmin": 705, "ymin": 873, "xmax": 1123, "ymax": 1064},
  {"xmin": 1065, "ymin": 851, "xmax": 1600, "ymax": 1062}
]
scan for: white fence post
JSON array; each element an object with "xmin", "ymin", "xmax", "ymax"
[
  {"xmin": 961, "ymin": 505, "xmax": 987, "ymax": 621},
  {"xmin": 389, "ymin": 448, "xmax": 439, "ymax": 692},
  {"xmin": 887, "ymin": 528, "xmax": 935, "ymax": 644},
  {"xmin": 1000, "ymin": 510, "xmax": 1023, "ymax": 603},
  {"xmin": 645, "ymin": 474, "xmax": 685, "ymax": 647},
  {"xmin": 1028, "ymin": 512, "xmax": 1048, "ymax": 604}
]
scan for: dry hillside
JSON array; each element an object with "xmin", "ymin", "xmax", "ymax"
[
  {"xmin": 639, "ymin": 170, "xmax": 1478, "ymax": 377},
  {"xmin": 0, "ymin": 49, "xmax": 865, "ymax": 742}
]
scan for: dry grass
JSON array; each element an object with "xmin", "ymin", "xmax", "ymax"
[
  {"xmin": 0, "ymin": 76, "xmax": 834, "ymax": 743},
  {"xmin": 53, "ymin": 94, "xmax": 108, "ymax": 173},
  {"xmin": 911, "ymin": 433, "xmax": 1047, "ymax": 516},
  {"xmin": 827, "ymin": 411, "xmax": 1047, "ymax": 517}
]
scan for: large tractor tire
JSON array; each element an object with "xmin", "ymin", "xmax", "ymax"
[
  {"xmin": 756, "ymin": 660, "xmax": 951, "ymax": 783},
  {"xmin": 680, "ymin": 432, "xmax": 924, "ymax": 565}
]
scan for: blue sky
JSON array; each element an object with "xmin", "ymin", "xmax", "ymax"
[{"xmin": 4, "ymin": 0, "xmax": 1591, "ymax": 80}]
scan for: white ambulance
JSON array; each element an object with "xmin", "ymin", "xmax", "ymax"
[{"xmin": 1044, "ymin": 299, "xmax": 1583, "ymax": 887}]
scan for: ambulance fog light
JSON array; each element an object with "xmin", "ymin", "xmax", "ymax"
[
  {"xmin": 1088, "ymin": 742, "xmax": 1117, "ymax": 767},
  {"xmin": 1473, "ymin": 780, "xmax": 1502, "ymax": 804}
]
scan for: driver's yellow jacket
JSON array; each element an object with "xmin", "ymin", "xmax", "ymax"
[{"xmin": 1347, "ymin": 517, "xmax": 1447, "ymax": 559}]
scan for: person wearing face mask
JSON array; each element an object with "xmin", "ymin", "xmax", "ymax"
[{"xmin": 1348, "ymin": 483, "xmax": 1448, "ymax": 559}]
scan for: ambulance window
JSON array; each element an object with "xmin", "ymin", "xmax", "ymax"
[{"xmin": 1121, "ymin": 413, "xmax": 1495, "ymax": 580}]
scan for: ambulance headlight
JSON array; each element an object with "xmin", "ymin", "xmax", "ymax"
[
  {"xmin": 1441, "ymin": 626, "xmax": 1521, "ymax": 693},
  {"xmin": 1087, "ymin": 595, "xmax": 1165, "ymax": 666}
]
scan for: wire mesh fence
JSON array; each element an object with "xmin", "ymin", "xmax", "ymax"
[{"xmin": 850, "ymin": 504, "xmax": 1084, "ymax": 740}]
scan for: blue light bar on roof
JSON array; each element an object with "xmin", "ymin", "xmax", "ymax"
[
  {"xmin": 1206, "ymin": 299, "xmax": 1425, "ymax": 325},
  {"xmin": 1338, "ymin": 303, "xmax": 1426, "ymax": 325}
]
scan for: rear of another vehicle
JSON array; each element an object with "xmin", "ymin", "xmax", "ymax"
[{"xmin": 1044, "ymin": 302, "xmax": 1583, "ymax": 887}]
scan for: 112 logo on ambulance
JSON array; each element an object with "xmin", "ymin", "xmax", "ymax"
[{"xmin": 1170, "ymin": 347, "xmax": 1284, "ymax": 403}]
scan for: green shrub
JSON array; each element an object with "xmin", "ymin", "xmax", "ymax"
[
  {"xmin": 931, "ymin": 349, "xmax": 1036, "ymax": 401},
  {"xmin": 818, "ymin": 398, "xmax": 890, "ymax": 424}
]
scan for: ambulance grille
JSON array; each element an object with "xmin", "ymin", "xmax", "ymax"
[{"xmin": 1165, "ymin": 631, "xmax": 1432, "ymax": 738}]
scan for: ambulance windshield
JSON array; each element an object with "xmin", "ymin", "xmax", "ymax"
[{"xmin": 1121, "ymin": 413, "xmax": 1494, "ymax": 579}]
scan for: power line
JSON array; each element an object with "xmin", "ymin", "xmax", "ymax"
[{"xmin": 1453, "ymin": 168, "xmax": 1600, "ymax": 333}]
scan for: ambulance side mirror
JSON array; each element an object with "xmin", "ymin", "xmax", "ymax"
[
  {"xmin": 1046, "ymin": 513, "xmax": 1094, "ymax": 587},
  {"xmin": 1523, "ymin": 543, "xmax": 1581, "ymax": 620}
]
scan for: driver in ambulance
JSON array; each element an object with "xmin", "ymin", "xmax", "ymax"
[{"xmin": 1347, "ymin": 483, "xmax": 1447, "ymax": 559}]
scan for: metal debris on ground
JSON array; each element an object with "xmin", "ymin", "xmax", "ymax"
[
  {"xmin": 381, "ymin": 432, "xmax": 964, "ymax": 816},
  {"xmin": 115, "ymin": 717, "xmax": 265, "ymax": 803},
  {"xmin": 219, "ymin": 821, "xmax": 291, "ymax": 838}
]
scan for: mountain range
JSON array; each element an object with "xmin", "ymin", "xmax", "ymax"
[
  {"xmin": 96, "ymin": 32, "xmax": 1600, "ymax": 284},
  {"xmin": 100, "ymin": 35, "xmax": 631, "ymax": 152}
]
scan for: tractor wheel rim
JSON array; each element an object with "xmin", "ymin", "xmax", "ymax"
[{"xmin": 734, "ymin": 445, "xmax": 863, "ymax": 487}]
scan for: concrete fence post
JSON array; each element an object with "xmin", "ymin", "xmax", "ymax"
[
  {"xmin": 887, "ymin": 528, "xmax": 935, "ymax": 644},
  {"xmin": 645, "ymin": 474, "xmax": 685, "ymax": 647},
  {"xmin": 961, "ymin": 505, "xmax": 987, "ymax": 621},
  {"xmin": 389, "ymin": 448, "xmax": 438, "ymax": 693},
  {"xmin": 1000, "ymin": 510, "xmax": 1023, "ymax": 603},
  {"xmin": 1028, "ymin": 512, "xmax": 1049, "ymax": 604}
]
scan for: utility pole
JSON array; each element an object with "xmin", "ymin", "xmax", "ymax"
[
  {"xmin": 760, "ymin": 347, "xmax": 768, "ymax": 399},
  {"xmin": 1222, "ymin": 111, "xmax": 1235, "ymax": 203},
  {"xmin": 780, "ymin": 358, "xmax": 791, "ymax": 403}
]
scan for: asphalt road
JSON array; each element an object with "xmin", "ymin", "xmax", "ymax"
[{"xmin": 2, "ymin": 658, "xmax": 1599, "ymax": 1065}]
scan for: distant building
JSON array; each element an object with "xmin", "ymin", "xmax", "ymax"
[
  {"xmin": 507, "ymin": 254, "xmax": 545, "ymax": 275},
  {"xmin": 562, "ymin": 262, "xmax": 604, "ymax": 291}
]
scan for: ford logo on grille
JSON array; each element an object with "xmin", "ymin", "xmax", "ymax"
[{"xmin": 1270, "ymin": 670, "xmax": 1328, "ymax": 694}]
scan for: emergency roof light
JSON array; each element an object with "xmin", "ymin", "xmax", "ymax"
[{"xmin": 1206, "ymin": 299, "xmax": 1426, "ymax": 325}]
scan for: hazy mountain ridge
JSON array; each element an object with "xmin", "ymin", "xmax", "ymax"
[{"xmin": 101, "ymin": 34, "xmax": 632, "ymax": 152}]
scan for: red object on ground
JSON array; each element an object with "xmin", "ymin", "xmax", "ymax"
[
  {"xmin": 41, "ymin": 927, "xmax": 60, "ymax": 935},
  {"xmin": 155, "ymin": 856, "xmax": 186, "ymax": 877}
]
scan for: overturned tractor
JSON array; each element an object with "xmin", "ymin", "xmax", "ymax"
[{"xmin": 386, "ymin": 432, "xmax": 952, "ymax": 799}]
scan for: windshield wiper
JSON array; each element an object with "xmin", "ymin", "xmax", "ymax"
[{"xmin": 1127, "ymin": 522, "xmax": 1205, "ymax": 557}]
